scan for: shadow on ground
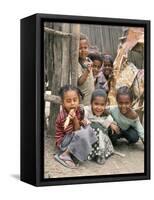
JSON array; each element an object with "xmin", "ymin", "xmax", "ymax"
[{"xmin": 11, "ymin": 174, "xmax": 20, "ymax": 180}]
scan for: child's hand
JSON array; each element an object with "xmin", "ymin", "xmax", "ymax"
[
  {"xmin": 68, "ymin": 109, "xmax": 76, "ymax": 120},
  {"xmin": 80, "ymin": 119, "xmax": 91, "ymax": 127},
  {"xmin": 85, "ymin": 61, "xmax": 92, "ymax": 73},
  {"xmin": 64, "ymin": 109, "xmax": 76, "ymax": 130},
  {"xmin": 87, "ymin": 63, "xmax": 92, "ymax": 72},
  {"xmin": 110, "ymin": 123, "xmax": 120, "ymax": 134}
]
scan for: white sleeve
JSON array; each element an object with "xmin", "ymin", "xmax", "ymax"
[
  {"xmin": 100, "ymin": 115, "xmax": 114, "ymax": 128},
  {"xmin": 83, "ymin": 106, "xmax": 89, "ymax": 120}
]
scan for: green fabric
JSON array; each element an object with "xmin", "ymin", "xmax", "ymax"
[
  {"xmin": 109, "ymin": 107, "xmax": 144, "ymax": 139},
  {"xmin": 90, "ymin": 122, "xmax": 107, "ymax": 133}
]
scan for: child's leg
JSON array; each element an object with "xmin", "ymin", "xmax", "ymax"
[
  {"xmin": 121, "ymin": 127, "xmax": 139, "ymax": 144},
  {"xmin": 59, "ymin": 149, "xmax": 77, "ymax": 168},
  {"xmin": 108, "ymin": 128, "xmax": 121, "ymax": 145},
  {"xmin": 55, "ymin": 133, "xmax": 77, "ymax": 168},
  {"xmin": 68, "ymin": 126, "xmax": 98, "ymax": 162},
  {"xmin": 89, "ymin": 123, "xmax": 114, "ymax": 164},
  {"xmin": 54, "ymin": 150, "xmax": 77, "ymax": 168}
]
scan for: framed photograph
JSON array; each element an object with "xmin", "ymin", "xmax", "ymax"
[{"xmin": 20, "ymin": 13, "xmax": 150, "ymax": 186}]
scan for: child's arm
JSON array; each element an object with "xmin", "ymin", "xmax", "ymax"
[
  {"xmin": 110, "ymin": 122, "xmax": 120, "ymax": 134},
  {"xmin": 105, "ymin": 106, "xmax": 121, "ymax": 133},
  {"xmin": 55, "ymin": 113, "xmax": 64, "ymax": 147},
  {"xmin": 128, "ymin": 110, "xmax": 144, "ymax": 144},
  {"xmin": 80, "ymin": 119, "xmax": 91, "ymax": 127},
  {"xmin": 132, "ymin": 118, "xmax": 144, "ymax": 143},
  {"xmin": 78, "ymin": 67, "xmax": 91, "ymax": 86},
  {"xmin": 81, "ymin": 106, "xmax": 91, "ymax": 126},
  {"xmin": 69, "ymin": 109, "xmax": 81, "ymax": 131},
  {"xmin": 72, "ymin": 116, "xmax": 81, "ymax": 131},
  {"xmin": 89, "ymin": 115, "xmax": 115, "ymax": 129}
]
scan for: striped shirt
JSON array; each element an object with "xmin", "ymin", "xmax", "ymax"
[{"xmin": 55, "ymin": 106, "xmax": 84, "ymax": 147}]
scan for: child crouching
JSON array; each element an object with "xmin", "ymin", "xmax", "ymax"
[
  {"xmin": 54, "ymin": 85, "xmax": 97, "ymax": 169},
  {"xmin": 83, "ymin": 89, "xmax": 118, "ymax": 164}
]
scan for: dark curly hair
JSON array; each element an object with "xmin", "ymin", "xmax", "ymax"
[
  {"xmin": 116, "ymin": 86, "xmax": 133, "ymax": 102},
  {"xmin": 102, "ymin": 54, "xmax": 114, "ymax": 66},
  {"xmin": 59, "ymin": 84, "xmax": 84, "ymax": 101},
  {"xmin": 91, "ymin": 89, "xmax": 107, "ymax": 103},
  {"xmin": 88, "ymin": 53, "xmax": 103, "ymax": 64}
]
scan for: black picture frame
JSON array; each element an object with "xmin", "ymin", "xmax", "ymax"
[{"xmin": 20, "ymin": 13, "xmax": 150, "ymax": 186}]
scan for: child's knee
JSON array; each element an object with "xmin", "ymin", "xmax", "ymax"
[
  {"xmin": 128, "ymin": 133, "xmax": 139, "ymax": 144},
  {"xmin": 109, "ymin": 133, "xmax": 120, "ymax": 145}
]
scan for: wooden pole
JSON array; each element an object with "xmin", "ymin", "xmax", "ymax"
[{"xmin": 70, "ymin": 24, "xmax": 80, "ymax": 86}]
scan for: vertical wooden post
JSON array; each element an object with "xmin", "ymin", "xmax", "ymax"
[
  {"xmin": 61, "ymin": 23, "xmax": 70, "ymax": 86},
  {"xmin": 44, "ymin": 23, "xmax": 80, "ymax": 136},
  {"xmin": 70, "ymin": 24, "xmax": 80, "ymax": 86},
  {"xmin": 48, "ymin": 24, "xmax": 62, "ymax": 134}
]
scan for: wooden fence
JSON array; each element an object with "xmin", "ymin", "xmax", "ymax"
[{"xmin": 44, "ymin": 22, "xmax": 80, "ymax": 134}]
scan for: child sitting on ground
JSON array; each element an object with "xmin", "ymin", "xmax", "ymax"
[
  {"xmin": 82, "ymin": 89, "xmax": 118, "ymax": 164},
  {"xmin": 108, "ymin": 86, "xmax": 144, "ymax": 145},
  {"xmin": 54, "ymin": 85, "xmax": 98, "ymax": 169}
]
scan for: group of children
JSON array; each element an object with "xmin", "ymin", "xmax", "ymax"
[{"xmin": 54, "ymin": 33, "xmax": 144, "ymax": 169}]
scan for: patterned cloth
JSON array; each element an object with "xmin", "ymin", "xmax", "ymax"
[
  {"xmin": 88, "ymin": 122, "xmax": 114, "ymax": 161},
  {"xmin": 84, "ymin": 105, "xmax": 114, "ymax": 162},
  {"xmin": 95, "ymin": 71, "xmax": 109, "ymax": 93},
  {"xmin": 59, "ymin": 125, "xmax": 98, "ymax": 162}
]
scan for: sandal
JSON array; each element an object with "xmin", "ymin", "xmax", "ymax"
[{"xmin": 54, "ymin": 154, "xmax": 78, "ymax": 169}]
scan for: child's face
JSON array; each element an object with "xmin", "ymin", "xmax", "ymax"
[
  {"xmin": 62, "ymin": 90, "xmax": 80, "ymax": 113},
  {"xmin": 103, "ymin": 61, "xmax": 113, "ymax": 77},
  {"xmin": 92, "ymin": 96, "xmax": 106, "ymax": 117},
  {"xmin": 117, "ymin": 94, "xmax": 131, "ymax": 115},
  {"xmin": 79, "ymin": 39, "xmax": 89, "ymax": 59},
  {"xmin": 92, "ymin": 60, "xmax": 102, "ymax": 77}
]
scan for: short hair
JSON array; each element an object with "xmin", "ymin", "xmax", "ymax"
[
  {"xmin": 80, "ymin": 33, "xmax": 89, "ymax": 44},
  {"xmin": 59, "ymin": 84, "xmax": 84, "ymax": 101},
  {"xmin": 116, "ymin": 86, "xmax": 133, "ymax": 102},
  {"xmin": 88, "ymin": 53, "xmax": 103, "ymax": 64},
  {"xmin": 91, "ymin": 89, "xmax": 107, "ymax": 103},
  {"xmin": 102, "ymin": 54, "xmax": 114, "ymax": 66}
]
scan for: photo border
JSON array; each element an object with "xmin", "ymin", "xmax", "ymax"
[{"xmin": 20, "ymin": 13, "xmax": 150, "ymax": 186}]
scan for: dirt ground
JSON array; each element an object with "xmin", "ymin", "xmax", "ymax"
[{"xmin": 44, "ymin": 133, "xmax": 144, "ymax": 179}]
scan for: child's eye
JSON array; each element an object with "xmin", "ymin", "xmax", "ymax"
[
  {"xmin": 104, "ymin": 65, "xmax": 111, "ymax": 68},
  {"xmin": 66, "ymin": 100, "xmax": 71, "ymax": 103},
  {"xmin": 95, "ymin": 103, "xmax": 104, "ymax": 106}
]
